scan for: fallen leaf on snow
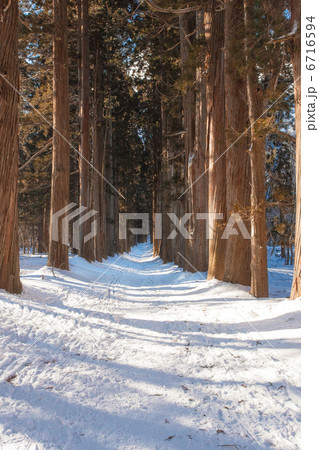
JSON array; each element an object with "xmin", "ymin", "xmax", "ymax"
[{"xmin": 165, "ymin": 435, "xmax": 175, "ymax": 441}]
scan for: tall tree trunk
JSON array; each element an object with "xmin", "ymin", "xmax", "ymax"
[
  {"xmin": 152, "ymin": 89, "xmax": 162, "ymax": 257},
  {"xmin": 206, "ymin": 0, "xmax": 227, "ymax": 281},
  {"xmin": 152, "ymin": 176, "xmax": 161, "ymax": 256},
  {"xmin": 79, "ymin": 0, "xmax": 94, "ymax": 262},
  {"xmin": 47, "ymin": 0, "xmax": 70, "ymax": 270},
  {"xmin": 290, "ymin": 0, "xmax": 301, "ymax": 299},
  {"xmin": 105, "ymin": 82, "xmax": 115, "ymax": 258},
  {"xmin": 37, "ymin": 220, "xmax": 45, "ymax": 253},
  {"xmin": 113, "ymin": 152, "xmax": 120, "ymax": 255},
  {"xmin": 159, "ymin": 95, "xmax": 172, "ymax": 263},
  {"xmin": 244, "ymin": 0, "xmax": 269, "ymax": 297},
  {"xmin": 192, "ymin": 9, "xmax": 208, "ymax": 272},
  {"xmin": 179, "ymin": 12, "xmax": 196, "ymax": 270},
  {"xmin": 224, "ymin": 0, "xmax": 251, "ymax": 286},
  {"xmin": 0, "ymin": 0, "xmax": 22, "ymax": 293},
  {"xmin": 158, "ymin": 68, "xmax": 181, "ymax": 264},
  {"xmin": 92, "ymin": 38, "xmax": 104, "ymax": 262},
  {"xmin": 180, "ymin": 10, "xmax": 209, "ymax": 272},
  {"xmin": 43, "ymin": 195, "xmax": 50, "ymax": 252}
]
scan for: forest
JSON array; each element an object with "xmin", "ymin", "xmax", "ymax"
[
  {"xmin": 0, "ymin": 0, "xmax": 300, "ymax": 299},
  {"xmin": 0, "ymin": 0, "xmax": 302, "ymax": 448}
]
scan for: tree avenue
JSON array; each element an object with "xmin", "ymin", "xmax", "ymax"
[{"xmin": 0, "ymin": 0, "xmax": 301, "ymax": 300}]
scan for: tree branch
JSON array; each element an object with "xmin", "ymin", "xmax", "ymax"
[
  {"xmin": 145, "ymin": 0, "xmax": 201, "ymax": 15},
  {"xmin": 19, "ymin": 139, "xmax": 52, "ymax": 172},
  {"xmin": 266, "ymin": 20, "xmax": 300, "ymax": 45},
  {"xmin": 166, "ymin": 22, "xmax": 202, "ymax": 51}
]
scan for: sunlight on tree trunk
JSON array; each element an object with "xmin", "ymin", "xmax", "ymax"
[
  {"xmin": 206, "ymin": 0, "xmax": 227, "ymax": 281},
  {"xmin": 0, "ymin": 0, "xmax": 22, "ymax": 294},
  {"xmin": 290, "ymin": 0, "xmax": 301, "ymax": 299},
  {"xmin": 48, "ymin": 0, "xmax": 70, "ymax": 271}
]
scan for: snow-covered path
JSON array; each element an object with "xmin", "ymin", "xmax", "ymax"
[{"xmin": 0, "ymin": 244, "xmax": 300, "ymax": 449}]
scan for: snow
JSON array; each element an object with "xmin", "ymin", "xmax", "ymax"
[
  {"xmin": 277, "ymin": 20, "xmax": 299, "ymax": 42},
  {"xmin": 0, "ymin": 243, "xmax": 300, "ymax": 449}
]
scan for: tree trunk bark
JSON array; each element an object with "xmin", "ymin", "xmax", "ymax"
[
  {"xmin": 92, "ymin": 38, "xmax": 104, "ymax": 262},
  {"xmin": 48, "ymin": 0, "xmax": 70, "ymax": 270},
  {"xmin": 224, "ymin": 0, "xmax": 251, "ymax": 286},
  {"xmin": 244, "ymin": 0, "xmax": 269, "ymax": 297},
  {"xmin": 37, "ymin": 220, "xmax": 45, "ymax": 253},
  {"xmin": 180, "ymin": 11, "xmax": 209, "ymax": 272},
  {"xmin": 179, "ymin": 12, "xmax": 196, "ymax": 270},
  {"xmin": 206, "ymin": 0, "xmax": 227, "ymax": 281},
  {"xmin": 248, "ymin": 128, "xmax": 269, "ymax": 297},
  {"xmin": 0, "ymin": 0, "xmax": 22, "ymax": 293},
  {"xmin": 192, "ymin": 9, "xmax": 208, "ymax": 272},
  {"xmin": 79, "ymin": 0, "xmax": 94, "ymax": 262},
  {"xmin": 159, "ymin": 95, "xmax": 173, "ymax": 263},
  {"xmin": 290, "ymin": 0, "xmax": 301, "ymax": 299},
  {"xmin": 152, "ymin": 88, "xmax": 162, "ymax": 257},
  {"xmin": 105, "ymin": 84, "xmax": 115, "ymax": 258}
]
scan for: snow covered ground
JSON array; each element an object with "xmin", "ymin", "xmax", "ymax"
[{"xmin": 0, "ymin": 243, "xmax": 300, "ymax": 449}]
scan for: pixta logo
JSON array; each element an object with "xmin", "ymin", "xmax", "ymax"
[
  {"xmin": 119, "ymin": 213, "xmax": 250, "ymax": 240},
  {"xmin": 51, "ymin": 203, "xmax": 98, "ymax": 250}
]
